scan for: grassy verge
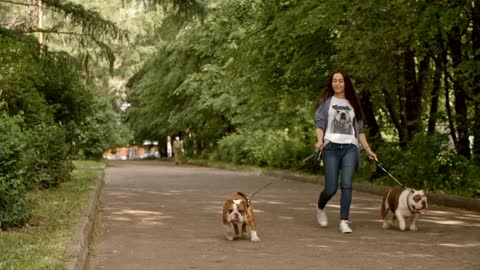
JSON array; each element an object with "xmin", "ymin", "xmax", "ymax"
[
  {"xmin": 73, "ymin": 159, "xmax": 106, "ymax": 169},
  {"xmin": 0, "ymin": 160, "xmax": 104, "ymax": 270}
]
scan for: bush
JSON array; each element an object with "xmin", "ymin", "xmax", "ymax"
[
  {"xmin": 0, "ymin": 112, "xmax": 74, "ymax": 229},
  {"xmin": 28, "ymin": 124, "xmax": 73, "ymax": 189},
  {"xmin": 363, "ymin": 134, "xmax": 480, "ymax": 198},
  {"xmin": 214, "ymin": 129, "xmax": 311, "ymax": 169},
  {"xmin": 0, "ymin": 112, "xmax": 32, "ymax": 229}
]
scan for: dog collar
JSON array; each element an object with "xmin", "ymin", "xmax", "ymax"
[
  {"xmin": 244, "ymin": 196, "xmax": 251, "ymax": 206},
  {"xmin": 237, "ymin": 192, "xmax": 251, "ymax": 206},
  {"xmin": 406, "ymin": 193, "xmax": 415, "ymax": 214},
  {"xmin": 407, "ymin": 193, "xmax": 426, "ymax": 214}
]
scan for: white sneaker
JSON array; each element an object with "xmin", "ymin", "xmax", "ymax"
[
  {"xmin": 316, "ymin": 208, "xmax": 328, "ymax": 227},
  {"xmin": 339, "ymin": 220, "xmax": 352, "ymax": 233}
]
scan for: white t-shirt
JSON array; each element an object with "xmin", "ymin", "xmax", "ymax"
[{"xmin": 324, "ymin": 96, "xmax": 358, "ymax": 146}]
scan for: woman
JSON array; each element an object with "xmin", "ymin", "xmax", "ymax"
[{"xmin": 314, "ymin": 70, "xmax": 377, "ymax": 233}]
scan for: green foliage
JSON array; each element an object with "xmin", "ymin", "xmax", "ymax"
[
  {"xmin": 126, "ymin": 0, "xmax": 334, "ymax": 155},
  {"xmin": 34, "ymin": 54, "xmax": 130, "ymax": 160},
  {"xmin": 103, "ymin": 0, "xmax": 480, "ymax": 198},
  {"xmin": 214, "ymin": 129, "xmax": 309, "ymax": 169},
  {"xmin": 126, "ymin": 41, "xmax": 206, "ymax": 144},
  {"xmin": 37, "ymin": 60, "xmax": 94, "ymax": 129},
  {"xmin": 75, "ymin": 95, "xmax": 133, "ymax": 159},
  {"xmin": 0, "ymin": 33, "xmax": 52, "ymax": 125},
  {"xmin": 365, "ymin": 134, "xmax": 480, "ymax": 198},
  {"xmin": 0, "ymin": 164, "xmax": 100, "ymax": 269},
  {"xmin": 0, "ymin": 111, "xmax": 32, "ymax": 229},
  {"xmin": 44, "ymin": 0, "xmax": 128, "ymax": 40},
  {"xmin": 0, "ymin": 2, "xmax": 132, "ymax": 228},
  {"xmin": 28, "ymin": 124, "xmax": 73, "ymax": 189}
]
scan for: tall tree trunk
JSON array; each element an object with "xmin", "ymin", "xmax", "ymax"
[
  {"xmin": 439, "ymin": 46, "xmax": 458, "ymax": 146},
  {"xmin": 35, "ymin": 0, "xmax": 43, "ymax": 46},
  {"xmin": 382, "ymin": 88, "xmax": 401, "ymax": 136},
  {"xmin": 472, "ymin": 1, "xmax": 480, "ymax": 162},
  {"xmin": 404, "ymin": 50, "xmax": 426, "ymax": 141},
  {"xmin": 428, "ymin": 58, "xmax": 441, "ymax": 135},
  {"xmin": 396, "ymin": 79, "xmax": 409, "ymax": 149},
  {"xmin": 417, "ymin": 56, "xmax": 430, "ymax": 101},
  {"xmin": 359, "ymin": 89, "xmax": 382, "ymax": 144},
  {"xmin": 448, "ymin": 26, "xmax": 470, "ymax": 158},
  {"xmin": 391, "ymin": 53, "xmax": 409, "ymax": 149},
  {"xmin": 158, "ymin": 136, "xmax": 167, "ymax": 158},
  {"xmin": 445, "ymin": 68, "xmax": 457, "ymax": 146}
]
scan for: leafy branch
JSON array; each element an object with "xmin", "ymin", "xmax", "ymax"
[
  {"xmin": 0, "ymin": 0, "xmax": 35, "ymax": 7},
  {"xmin": 43, "ymin": 0, "xmax": 128, "ymax": 41}
]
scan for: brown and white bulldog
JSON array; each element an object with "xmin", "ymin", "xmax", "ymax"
[
  {"xmin": 222, "ymin": 192, "xmax": 260, "ymax": 241},
  {"xmin": 381, "ymin": 187, "xmax": 428, "ymax": 231}
]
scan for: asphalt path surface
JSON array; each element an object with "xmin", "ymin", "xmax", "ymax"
[{"xmin": 88, "ymin": 161, "xmax": 480, "ymax": 270}]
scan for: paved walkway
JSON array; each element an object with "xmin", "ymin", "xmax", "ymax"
[{"xmin": 88, "ymin": 161, "xmax": 480, "ymax": 270}]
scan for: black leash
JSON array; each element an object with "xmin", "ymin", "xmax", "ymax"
[
  {"xmin": 374, "ymin": 160, "xmax": 407, "ymax": 188},
  {"xmin": 247, "ymin": 181, "xmax": 273, "ymax": 198},
  {"xmin": 240, "ymin": 181, "xmax": 273, "ymax": 205},
  {"xmin": 375, "ymin": 161, "xmax": 424, "ymax": 214},
  {"xmin": 302, "ymin": 148, "xmax": 322, "ymax": 163},
  {"xmin": 303, "ymin": 148, "xmax": 405, "ymax": 188}
]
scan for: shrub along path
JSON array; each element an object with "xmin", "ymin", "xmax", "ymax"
[{"xmin": 88, "ymin": 160, "xmax": 480, "ymax": 270}]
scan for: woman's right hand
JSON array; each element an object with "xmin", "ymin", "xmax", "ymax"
[{"xmin": 315, "ymin": 141, "xmax": 324, "ymax": 150}]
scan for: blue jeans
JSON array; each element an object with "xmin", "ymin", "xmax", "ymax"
[{"xmin": 317, "ymin": 143, "xmax": 358, "ymax": 220}]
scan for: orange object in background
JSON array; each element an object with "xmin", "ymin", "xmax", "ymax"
[{"xmin": 103, "ymin": 145, "xmax": 159, "ymax": 160}]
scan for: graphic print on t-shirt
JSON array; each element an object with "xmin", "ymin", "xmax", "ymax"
[{"xmin": 331, "ymin": 104, "xmax": 353, "ymax": 134}]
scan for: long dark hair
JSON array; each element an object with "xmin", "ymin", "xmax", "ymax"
[{"xmin": 316, "ymin": 69, "xmax": 363, "ymax": 121}]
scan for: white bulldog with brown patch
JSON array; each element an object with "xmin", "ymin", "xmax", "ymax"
[
  {"xmin": 381, "ymin": 187, "xmax": 428, "ymax": 231},
  {"xmin": 222, "ymin": 192, "xmax": 260, "ymax": 241}
]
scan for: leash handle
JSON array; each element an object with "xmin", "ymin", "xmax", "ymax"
[
  {"xmin": 301, "ymin": 147, "xmax": 323, "ymax": 164},
  {"xmin": 313, "ymin": 147, "xmax": 322, "ymax": 161}
]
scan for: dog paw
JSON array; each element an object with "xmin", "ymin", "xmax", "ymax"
[
  {"xmin": 382, "ymin": 222, "xmax": 391, "ymax": 229},
  {"xmin": 409, "ymin": 225, "xmax": 418, "ymax": 231},
  {"xmin": 250, "ymin": 236, "xmax": 260, "ymax": 242},
  {"xmin": 250, "ymin": 231, "xmax": 260, "ymax": 241},
  {"xmin": 226, "ymin": 235, "xmax": 234, "ymax": 241}
]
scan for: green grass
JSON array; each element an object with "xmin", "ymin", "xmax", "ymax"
[
  {"xmin": 73, "ymin": 159, "xmax": 107, "ymax": 169},
  {"xmin": 0, "ymin": 161, "xmax": 102, "ymax": 270}
]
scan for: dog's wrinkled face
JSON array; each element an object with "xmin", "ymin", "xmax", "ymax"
[
  {"xmin": 335, "ymin": 109, "xmax": 351, "ymax": 124},
  {"xmin": 225, "ymin": 199, "xmax": 247, "ymax": 224},
  {"xmin": 332, "ymin": 105, "xmax": 354, "ymax": 135},
  {"xmin": 408, "ymin": 189, "xmax": 428, "ymax": 214}
]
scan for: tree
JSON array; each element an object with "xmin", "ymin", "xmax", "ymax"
[
  {"xmin": 473, "ymin": 1, "xmax": 480, "ymax": 162},
  {"xmin": 0, "ymin": 0, "xmax": 127, "ymax": 69}
]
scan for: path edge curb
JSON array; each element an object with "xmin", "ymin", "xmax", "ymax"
[
  {"xmin": 64, "ymin": 169, "xmax": 105, "ymax": 270},
  {"xmin": 262, "ymin": 169, "xmax": 480, "ymax": 211}
]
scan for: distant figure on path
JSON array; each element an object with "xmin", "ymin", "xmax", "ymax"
[
  {"xmin": 167, "ymin": 136, "xmax": 173, "ymax": 157},
  {"xmin": 173, "ymin": 136, "xmax": 183, "ymax": 165}
]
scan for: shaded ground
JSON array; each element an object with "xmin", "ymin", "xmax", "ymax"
[{"xmin": 88, "ymin": 160, "xmax": 480, "ymax": 270}]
